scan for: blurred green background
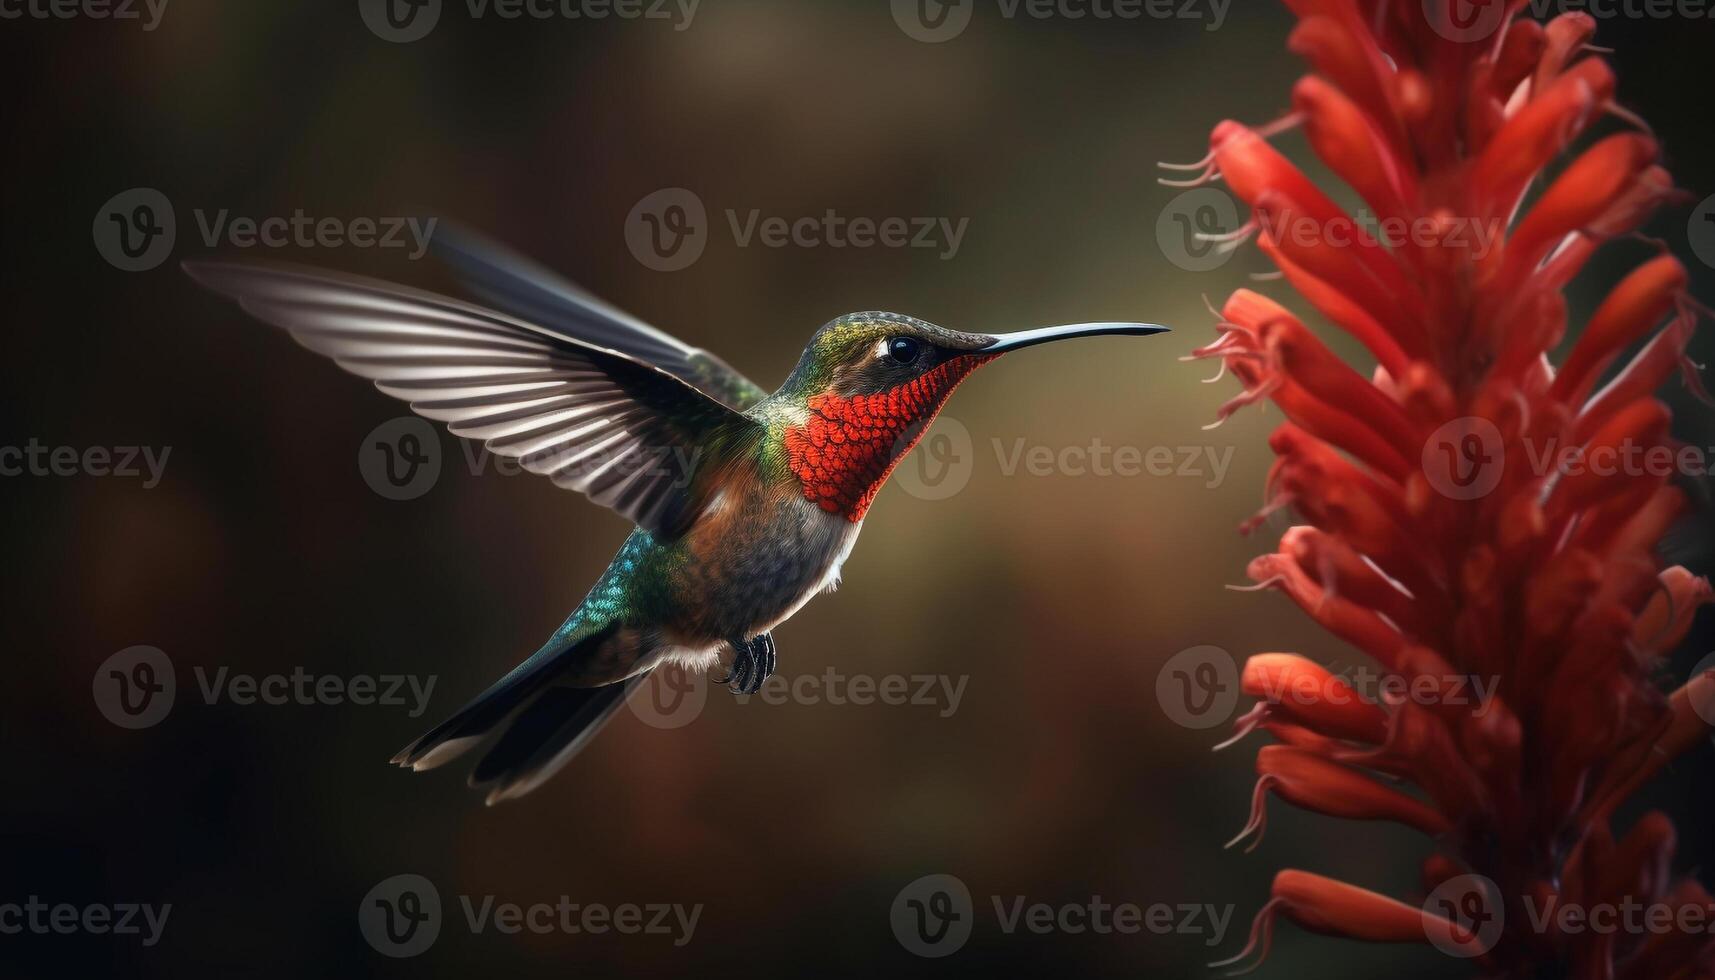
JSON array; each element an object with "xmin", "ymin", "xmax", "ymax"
[{"xmin": 3, "ymin": 1, "xmax": 1713, "ymax": 977}]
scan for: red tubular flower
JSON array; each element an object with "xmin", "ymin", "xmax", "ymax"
[
  {"xmin": 1211, "ymin": 870, "xmax": 1496, "ymax": 970},
  {"xmin": 1179, "ymin": 2, "xmax": 1715, "ymax": 976}
]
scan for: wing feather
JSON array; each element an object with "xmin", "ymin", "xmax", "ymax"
[
  {"xmin": 184, "ymin": 260, "xmax": 760, "ymax": 537},
  {"xmin": 431, "ymin": 225, "xmax": 770, "ymax": 411}
]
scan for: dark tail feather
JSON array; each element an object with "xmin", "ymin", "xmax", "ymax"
[
  {"xmin": 391, "ymin": 628, "xmax": 642, "ymax": 803},
  {"xmin": 466, "ymin": 677, "xmax": 643, "ymax": 805}
]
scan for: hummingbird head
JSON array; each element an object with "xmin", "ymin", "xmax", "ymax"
[{"xmin": 776, "ymin": 313, "xmax": 1166, "ymax": 521}]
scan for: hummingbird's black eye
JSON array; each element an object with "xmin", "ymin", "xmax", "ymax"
[{"xmin": 886, "ymin": 336, "xmax": 922, "ymax": 365}]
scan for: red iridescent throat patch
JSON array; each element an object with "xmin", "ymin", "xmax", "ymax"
[{"xmin": 785, "ymin": 354, "xmax": 996, "ymax": 521}]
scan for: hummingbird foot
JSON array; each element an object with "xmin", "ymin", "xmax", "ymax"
[{"xmin": 720, "ymin": 632, "xmax": 777, "ymax": 695}]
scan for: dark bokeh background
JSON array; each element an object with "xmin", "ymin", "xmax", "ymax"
[{"xmin": 3, "ymin": 2, "xmax": 1713, "ymax": 977}]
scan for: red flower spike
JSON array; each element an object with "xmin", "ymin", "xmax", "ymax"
[
  {"xmin": 1620, "ymin": 883, "xmax": 1715, "ymax": 980},
  {"xmin": 1592, "ymin": 812, "xmax": 1677, "ymax": 914},
  {"xmin": 1266, "ymin": 424, "xmax": 1414, "ymax": 530},
  {"xmin": 1490, "ymin": 18, "xmax": 1546, "ymax": 98},
  {"xmin": 1503, "ymin": 134, "xmax": 1659, "ymax": 286},
  {"xmin": 1239, "ymin": 651, "xmax": 1390, "ymax": 744},
  {"xmin": 1543, "ymin": 401, "xmax": 1671, "ymax": 519},
  {"xmin": 1581, "ymin": 487, "xmax": 1685, "ymax": 576},
  {"xmin": 1258, "ymin": 721, "xmax": 1345, "ymax": 755},
  {"xmin": 1575, "ymin": 314, "xmax": 1703, "ymax": 442},
  {"xmin": 1553, "ymin": 255, "xmax": 1689, "ymax": 403},
  {"xmin": 1232, "ymin": 745, "xmax": 1451, "ymax": 853},
  {"xmin": 1214, "ymin": 870, "xmax": 1488, "ymax": 974},
  {"xmin": 1254, "ymin": 233, "xmax": 1414, "ymax": 376},
  {"xmin": 1246, "ymin": 553, "xmax": 1407, "ymax": 670},
  {"xmin": 1473, "ymin": 60, "xmax": 1613, "ymax": 215},
  {"xmin": 1355, "ymin": 701, "xmax": 1491, "ymax": 818},
  {"xmin": 1254, "ymin": 192, "xmax": 1424, "ymax": 347},
  {"xmin": 1632, "ymin": 568, "xmax": 1715, "ymax": 657},
  {"xmin": 1186, "ymin": 4, "xmax": 1715, "ymax": 976},
  {"xmin": 1260, "ymin": 317, "xmax": 1422, "ymax": 457},
  {"xmin": 1266, "ymin": 373, "xmax": 1415, "ymax": 481},
  {"xmin": 1576, "ymin": 671, "xmax": 1715, "ymax": 835},
  {"xmin": 1535, "ymin": 13, "xmax": 1599, "ymax": 93},
  {"xmin": 1293, "ymin": 73, "xmax": 1415, "ymax": 220},
  {"xmin": 1281, "ymin": 526, "xmax": 1436, "ymax": 634},
  {"xmin": 1287, "ymin": 16, "xmax": 1411, "ymax": 155}
]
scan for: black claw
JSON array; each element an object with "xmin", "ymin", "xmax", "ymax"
[
  {"xmin": 760, "ymin": 634, "xmax": 777, "ymax": 681},
  {"xmin": 724, "ymin": 637, "xmax": 751, "ymax": 694},
  {"xmin": 723, "ymin": 634, "xmax": 777, "ymax": 695}
]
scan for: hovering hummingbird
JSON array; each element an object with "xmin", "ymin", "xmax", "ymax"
[{"xmin": 184, "ymin": 229, "xmax": 1167, "ymax": 804}]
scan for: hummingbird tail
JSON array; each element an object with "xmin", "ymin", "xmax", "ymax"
[
  {"xmin": 391, "ymin": 627, "xmax": 646, "ymax": 804},
  {"xmin": 464, "ymin": 676, "xmax": 644, "ymax": 806}
]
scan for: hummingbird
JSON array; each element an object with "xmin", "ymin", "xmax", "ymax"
[{"xmin": 184, "ymin": 229, "xmax": 1167, "ymax": 804}]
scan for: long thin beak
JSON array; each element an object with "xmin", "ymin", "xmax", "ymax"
[{"xmin": 981, "ymin": 322, "xmax": 1170, "ymax": 354}]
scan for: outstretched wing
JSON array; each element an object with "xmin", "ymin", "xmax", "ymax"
[
  {"xmin": 184, "ymin": 260, "xmax": 761, "ymax": 537},
  {"xmin": 432, "ymin": 225, "xmax": 770, "ymax": 411}
]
